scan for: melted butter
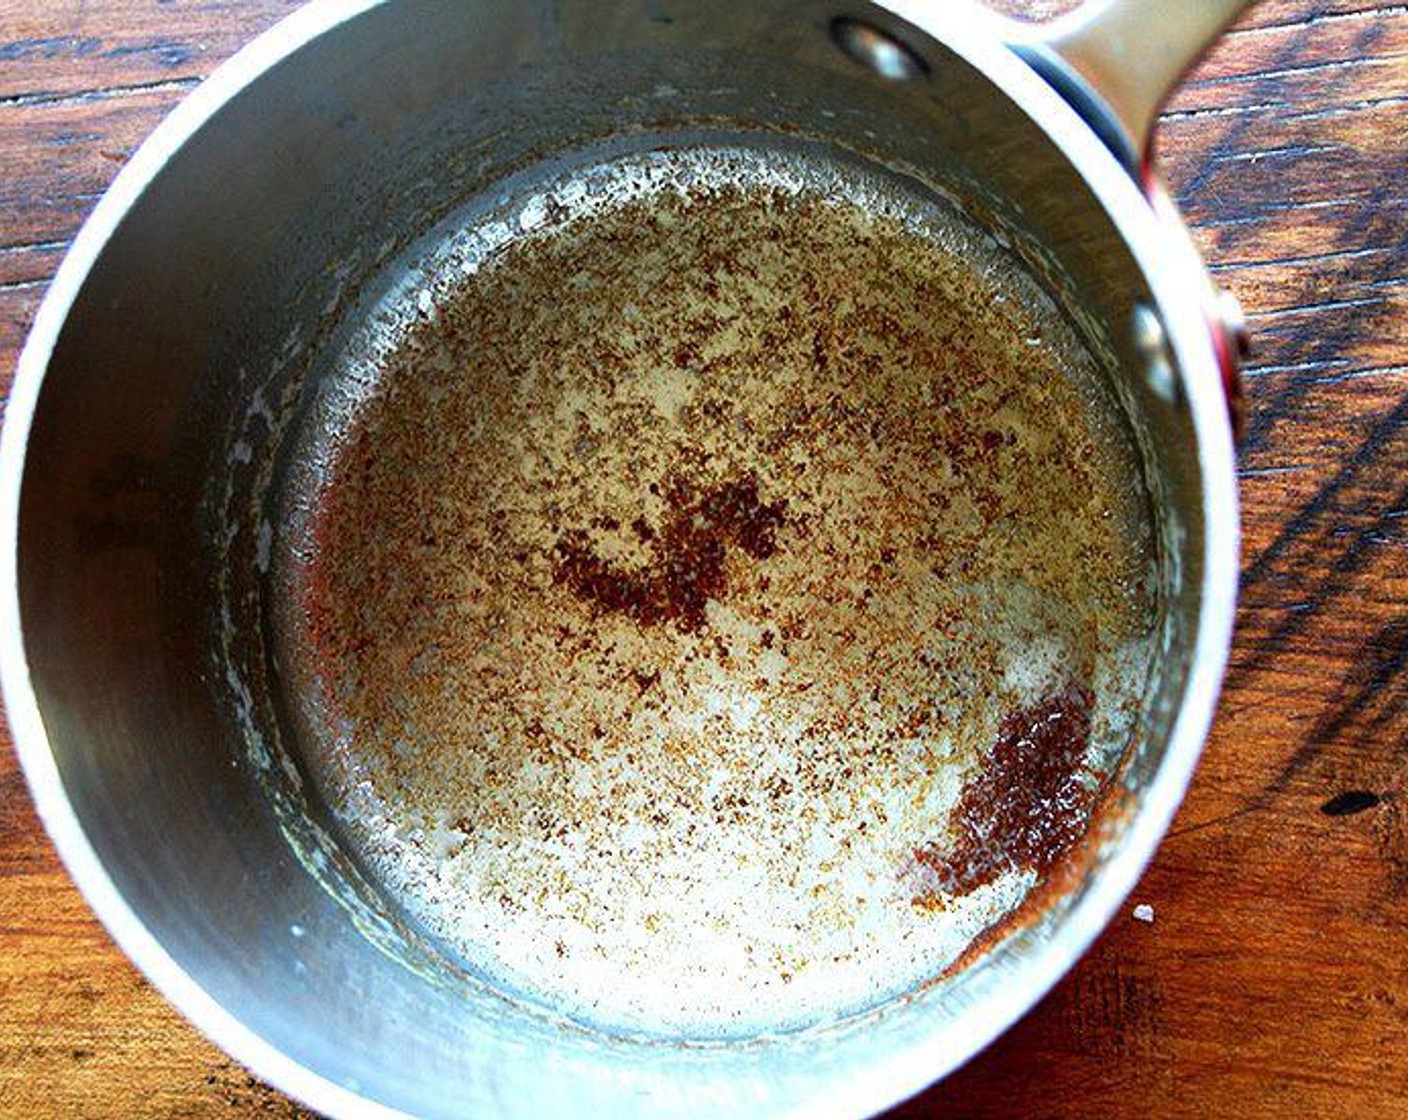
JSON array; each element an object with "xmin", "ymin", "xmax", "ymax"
[{"xmin": 273, "ymin": 145, "xmax": 1157, "ymax": 1036}]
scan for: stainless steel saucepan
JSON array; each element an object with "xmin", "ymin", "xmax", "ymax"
[{"xmin": 4, "ymin": 1, "xmax": 1245, "ymax": 1116}]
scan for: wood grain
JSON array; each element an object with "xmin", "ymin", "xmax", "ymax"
[{"xmin": 1, "ymin": 2, "xmax": 1405, "ymax": 1116}]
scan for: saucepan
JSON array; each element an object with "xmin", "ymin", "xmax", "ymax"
[{"xmin": 3, "ymin": 0, "xmax": 1245, "ymax": 1116}]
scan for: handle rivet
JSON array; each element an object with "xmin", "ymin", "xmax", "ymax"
[
  {"xmin": 1133, "ymin": 303, "xmax": 1177, "ymax": 404},
  {"xmin": 830, "ymin": 18, "xmax": 928, "ymax": 81}
]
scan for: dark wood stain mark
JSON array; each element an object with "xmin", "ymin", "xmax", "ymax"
[{"xmin": 1321, "ymin": 790, "xmax": 1383, "ymax": 815}]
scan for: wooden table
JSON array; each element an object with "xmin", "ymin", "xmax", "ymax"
[{"xmin": 1, "ymin": 2, "xmax": 1404, "ymax": 1115}]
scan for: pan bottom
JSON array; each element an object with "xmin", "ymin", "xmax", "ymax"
[{"xmin": 271, "ymin": 138, "xmax": 1157, "ymax": 1037}]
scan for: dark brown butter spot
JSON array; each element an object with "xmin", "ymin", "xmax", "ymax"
[
  {"xmin": 553, "ymin": 474, "xmax": 786, "ymax": 632},
  {"xmin": 913, "ymin": 684, "xmax": 1096, "ymax": 906}
]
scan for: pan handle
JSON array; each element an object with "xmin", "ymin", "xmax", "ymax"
[
  {"xmin": 1005, "ymin": 0, "xmax": 1253, "ymax": 439},
  {"xmin": 1010, "ymin": 0, "xmax": 1250, "ymax": 172}
]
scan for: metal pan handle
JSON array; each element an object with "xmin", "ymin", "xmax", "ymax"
[
  {"xmin": 1004, "ymin": 0, "xmax": 1253, "ymax": 438},
  {"xmin": 1010, "ymin": 0, "xmax": 1250, "ymax": 172}
]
